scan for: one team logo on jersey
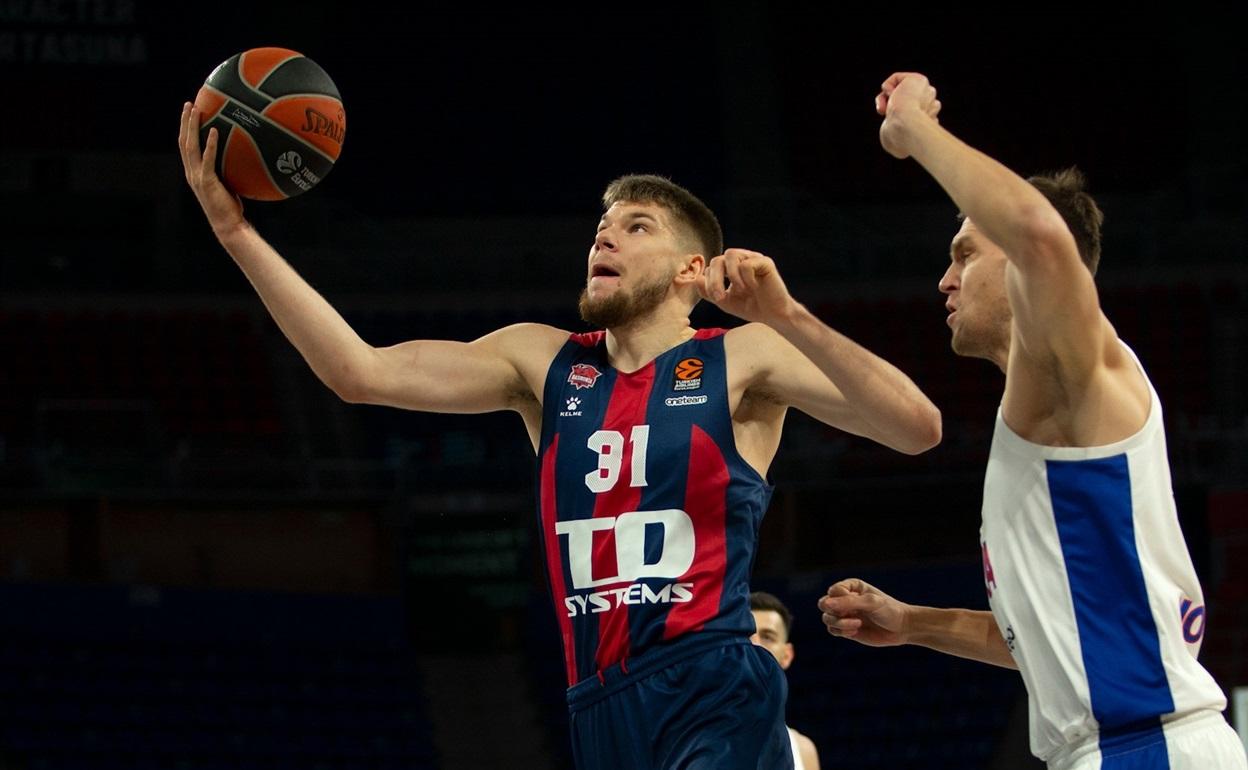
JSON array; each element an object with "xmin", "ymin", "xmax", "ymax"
[
  {"xmin": 568, "ymin": 364, "xmax": 603, "ymax": 390},
  {"xmin": 665, "ymin": 395, "xmax": 708, "ymax": 407},
  {"xmin": 673, "ymin": 358, "xmax": 704, "ymax": 391}
]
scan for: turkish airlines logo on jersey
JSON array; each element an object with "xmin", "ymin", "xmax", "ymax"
[
  {"xmin": 568, "ymin": 364, "xmax": 603, "ymax": 390},
  {"xmin": 672, "ymin": 358, "xmax": 703, "ymax": 391}
]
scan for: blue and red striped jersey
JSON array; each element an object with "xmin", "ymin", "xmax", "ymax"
[{"xmin": 537, "ymin": 329, "xmax": 773, "ymax": 686}]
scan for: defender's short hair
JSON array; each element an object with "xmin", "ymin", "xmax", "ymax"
[{"xmin": 749, "ymin": 590, "xmax": 793, "ymax": 640}]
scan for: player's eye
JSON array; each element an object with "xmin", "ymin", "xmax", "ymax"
[{"xmin": 629, "ymin": 223, "xmax": 647, "ymax": 233}]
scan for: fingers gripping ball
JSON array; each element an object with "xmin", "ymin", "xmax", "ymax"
[{"xmin": 194, "ymin": 47, "xmax": 345, "ymax": 200}]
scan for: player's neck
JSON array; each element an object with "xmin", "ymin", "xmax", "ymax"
[
  {"xmin": 992, "ymin": 334, "xmax": 1011, "ymax": 374},
  {"xmin": 605, "ymin": 309, "xmax": 695, "ymax": 374},
  {"xmin": 960, "ymin": 325, "xmax": 1010, "ymax": 373}
]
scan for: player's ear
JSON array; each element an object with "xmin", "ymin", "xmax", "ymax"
[
  {"xmin": 674, "ymin": 253, "xmax": 704, "ymax": 286},
  {"xmin": 781, "ymin": 642, "xmax": 794, "ymax": 670}
]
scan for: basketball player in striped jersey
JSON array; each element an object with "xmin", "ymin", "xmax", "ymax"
[
  {"xmin": 178, "ymin": 103, "xmax": 941, "ymax": 769},
  {"xmin": 819, "ymin": 73, "xmax": 1247, "ymax": 770}
]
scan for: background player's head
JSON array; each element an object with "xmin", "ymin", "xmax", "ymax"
[
  {"xmin": 938, "ymin": 167, "xmax": 1104, "ymax": 363},
  {"xmin": 749, "ymin": 590, "xmax": 795, "ymax": 670},
  {"xmin": 580, "ymin": 174, "xmax": 723, "ymax": 328}
]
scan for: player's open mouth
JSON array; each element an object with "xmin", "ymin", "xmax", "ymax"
[{"xmin": 591, "ymin": 265, "xmax": 620, "ymax": 278}]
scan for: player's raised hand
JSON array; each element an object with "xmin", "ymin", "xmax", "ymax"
[
  {"xmin": 875, "ymin": 72, "xmax": 942, "ymax": 160},
  {"xmin": 179, "ymin": 102, "xmax": 245, "ymax": 235},
  {"xmin": 818, "ymin": 578, "xmax": 909, "ymax": 647},
  {"xmin": 697, "ymin": 248, "xmax": 798, "ymax": 326}
]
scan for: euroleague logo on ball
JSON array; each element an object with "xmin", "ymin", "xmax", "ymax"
[{"xmin": 275, "ymin": 151, "xmax": 303, "ymax": 175}]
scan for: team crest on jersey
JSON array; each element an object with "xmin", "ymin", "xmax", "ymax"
[
  {"xmin": 672, "ymin": 358, "xmax": 703, "ymax": 391},
  {"xmin": 568, "ymin": 364, "xmax": 603, "ymax": 390}
]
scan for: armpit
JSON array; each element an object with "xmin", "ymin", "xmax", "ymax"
[
  {"xmin": 742, "ymin": 385, "xmax": 785, "ymax": 408},
  {"xmin": 507, "ymin": 382, "xmax": 540, "ymax": 410}
]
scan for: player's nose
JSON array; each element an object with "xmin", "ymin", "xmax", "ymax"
[
  {"xmin": 594, "ymin": 229, "xmax": 617, "ymax": 252},
  {"xmin": 938, "ymin": 264, "xmax": 959, "ymax": 294}
]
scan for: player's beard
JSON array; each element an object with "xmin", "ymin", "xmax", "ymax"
[{"xmin": 578, "ymin": 272, "xmax": 673, "ymax": 329}]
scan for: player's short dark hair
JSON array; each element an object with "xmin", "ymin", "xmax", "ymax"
[
  {"xmin": 749, "ymin": 590, "xmax": 793, "ymax": 640},
  {"xmin": 602, "ymin": 174, "xmax": 724, "ymax": 259},
  {"xmin": 1027, "ymin": 167, "xmax": 1104, "ymax": 276}
]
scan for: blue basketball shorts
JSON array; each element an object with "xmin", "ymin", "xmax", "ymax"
[{"xmin": 566, "ymin": 634, "xmax": 793, "ymax": 770}]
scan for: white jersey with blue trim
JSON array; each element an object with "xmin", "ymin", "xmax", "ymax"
[{"xmin": 979, "ymin": 343, "xmax": 1226, "ymax": 763}]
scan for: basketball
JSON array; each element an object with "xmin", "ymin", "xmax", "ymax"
[{"xmin": 193, "ymin": 47, "xmax": 345, "ymax": 201}]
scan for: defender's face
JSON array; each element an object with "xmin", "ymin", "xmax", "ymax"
[
  {"xmin": 585, "ymin": 201, "xmax": 683, "ymax": 303},
  {"xmin": 939, "ymin": 218, "xmax": 1011, "ymax": 360},
  {"xmin": 750, "ymin": 609, "xmax": 793, "ymax": 670}
]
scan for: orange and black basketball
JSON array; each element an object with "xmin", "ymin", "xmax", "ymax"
[{"xmin": 194, "ymin": 47, "xmax": 345, "ymax": 201}]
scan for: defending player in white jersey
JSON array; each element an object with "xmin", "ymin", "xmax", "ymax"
[
  {"xmin": 819, "ymin": 72, "xmax": 1248, "ymax": 770},
  {"xmin": 750, "ymin": 591, "xmax": 821, "ymax": 770}
]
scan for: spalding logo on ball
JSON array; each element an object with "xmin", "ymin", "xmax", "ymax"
[{"xmin": 194, "ymin": 47, "xmax": 345, "ymax": 200}]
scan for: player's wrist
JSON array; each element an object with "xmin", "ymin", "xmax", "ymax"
[
  {"xmin": 212, "ymin": 216, "xmax": 252, "ymax": 243},
  {"xmin": 889, "ymin": 102, "xmax": 941, "ymax": 147},
  {"xmin": 896, "ymin": 602, "xmax": 937, "ymax": 646},
  {"xmin": 763, "ymin": 298, "xmax": 808, "ymax": 335}
]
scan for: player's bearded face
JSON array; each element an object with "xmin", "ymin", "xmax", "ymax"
[{"xmin": 578, "ymin": 267, "xmax": 674, "ymax": 329}]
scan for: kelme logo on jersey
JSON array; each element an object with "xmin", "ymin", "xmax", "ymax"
[
  {"xmin": 672, "ymin": 357, "xmax": 703, "ymax": 391},
  {"xmin": 560, "ymin": 397, "xmax": 583, "ymax": 418},
  {"xmin": 568, "ymin": 364, "xmax": 603, "ymax": 390}
]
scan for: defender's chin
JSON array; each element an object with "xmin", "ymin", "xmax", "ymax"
[{"xmin": 949, "ymin": 328, "xmax": 974, "ymax": 359}]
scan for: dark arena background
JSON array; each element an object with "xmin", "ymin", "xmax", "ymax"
[{"xmin": 2, "ymin": 5, "xmax": 1246, "ymax": 769}]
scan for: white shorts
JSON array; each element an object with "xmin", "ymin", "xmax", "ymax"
[{"xmin": 1050, "ymin": 710, "xmax": 1247, "ymax": 770}]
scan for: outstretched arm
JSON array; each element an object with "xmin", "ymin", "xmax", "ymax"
[
  {"xmin": 818, "ymin": 578, "xmax": 1017, "ymax": 669},
  {"xmin": 875, "ymin": 73, "xmax": 1101, "ymax": 376},
  {"xmin": 701, "ymin": 249, "xmax": 940, "ymax": 455},
  {"xmin": 178, "ymin": 103, "xmax": 565, "ymax": 416}
]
